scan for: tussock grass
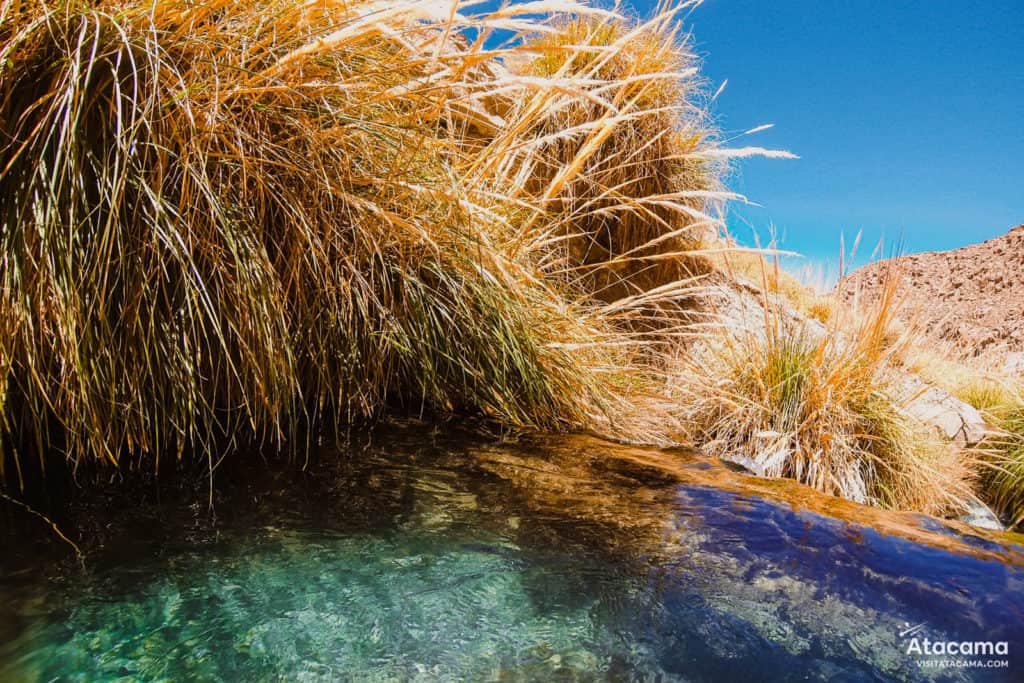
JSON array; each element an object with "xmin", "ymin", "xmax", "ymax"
[
  {"xmin": 0, "ymin": 0, "xmax": 734, "ymax": 483},
  {"xmin": 503, "ymin": 8, "xmax": 723, "ymax": 304},
  {"xmin": 956, "ymin": 380, "xmax": 1020, "ymax": 418},
  {"xmin": 888, "ymin": 289, "xmax": 1024, "ymax": 525},
  {"xmin": 5, "ymin": 0, "xmax": 967, "ymax": 521},
  {"xmin": 904, "ymin": 343, "xmax": 998, "ymax": 407},
  {"xmin": 671, "ymin": 265, "xmax": 972, "ymax": 513},
  {"xmin": 964, "ymin": 382, "xmax": 1024, "ymax": 527},
  {"xmin": 983, "ymin": 404, "xmax": 1024, "ymax": 528}
]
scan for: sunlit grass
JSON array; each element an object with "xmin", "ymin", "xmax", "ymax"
[
  {"xmin": 505, "ymin": 8, "xmax": 724, "ymax": 304},
  {"xmin": 4, "ymin": 0, "xmax": 970, "ymax": 521},
  {"xmin": 969, "ymin": 385, "xmax": 1024, "ymax": 528},
  {"xmin": 703, "ymin": 240, "xmax": 836, "ymax": 323},
  {"xmin": 0, "ymin": 0, "xmax": 736, "ymax": 483},
  {"xmin": 671, "ymin": 262, "xmax": 973, "ymax": 513},
  {"xmin": 984, "ymin": 405, "xmax": 1024, "ymax": 528}
]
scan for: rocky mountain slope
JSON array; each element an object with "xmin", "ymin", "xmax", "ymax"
[{"xmin": 840, "ymin": 224, "xmax": 1024, "ymax": 366}]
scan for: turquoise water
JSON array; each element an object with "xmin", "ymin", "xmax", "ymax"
[{"xmin": 2, "ymin": 430, "xmax": 1023, "ymax": 681}]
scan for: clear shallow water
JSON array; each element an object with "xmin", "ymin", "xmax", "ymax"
[{"xmin": 2, "ymin": 428, "xmax": 1023, "ymax": 681}]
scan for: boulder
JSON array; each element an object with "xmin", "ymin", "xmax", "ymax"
[
  {"xmin": 891, "ymin": 374, "xmax": 988, "ymax": 446},
  {"xmin": 701, "ymin": 278, "xmax": 827, "ymax": 343}
]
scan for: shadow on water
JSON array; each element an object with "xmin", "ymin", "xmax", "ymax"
[{"xmin": 1, "ymin": 424, "xmax": 1023, "ymax": 681}]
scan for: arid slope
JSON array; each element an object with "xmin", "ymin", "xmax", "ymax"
[{"xmin": 841, "ymin": 225, "xmax": 1024, "ymax": 362}]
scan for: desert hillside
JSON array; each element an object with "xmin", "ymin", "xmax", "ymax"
[{"xmin": 841, "ymin": 224, "xmax": 1024, "ymax": 365}]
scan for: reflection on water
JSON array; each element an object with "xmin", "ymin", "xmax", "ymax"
[{"xmin": 1, "ymin": 427, "xmax": 1023, "ymax": 681}]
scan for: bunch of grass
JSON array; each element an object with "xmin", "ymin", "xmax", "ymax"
[
  {"xmin": 956, "ymin": 380, "xmax": 1020, "ymax": 417},
  {"xmin": 985, "ymin": 408, "xmax": 1024, "ymax": 528},
  {"xmin": 902, "ymin": 340, "xmax": 1005, "ymax": 410},
  {"xmin": 670, "ymin": 267, "xmax": 972, "ymax": 513},
  {"xmin": 978, "ymin": 391, "xmax": 1024, "ymax": 527},
  {"xmin": 0, "ymin": 0, "xmax": 729, "ymax": 485},
  {"xmin": 495, "ymin": 2, "xmax": 728, "ymax": 306},
  {"xmin": 900, "ymin": 339, "xmax": 1024, "ymax": 526}
]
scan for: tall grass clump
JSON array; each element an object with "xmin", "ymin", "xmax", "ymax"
[
  {"xmin": 495, "ymin": 4, "xmax": 729, "ymax": 307},
  {"xmin": 903, "ymin": 341, "xmax": 1013, "ymax": 413},
  {"xmin": 0, "ymin": 0, "xmax": 729, "ymax": 484},
  {"xmin": 671, "ymin": 269, "xmax": 972, "ymax": 513},
  {"xmin": 899, "ymin": 336, "xmax": 1024, "ymax": 525},
  {"xmin": 979, "ymin": 395, "xmax": 1024, "ymax": 528},
  {"xmin": 954, "ymin": 378, "xmax": 1020, "ymax": 417}
]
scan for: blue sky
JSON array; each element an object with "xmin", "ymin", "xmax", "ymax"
[{"xmin": 632, "ymin": 0, "xmax": 1024, "ymax": 276}]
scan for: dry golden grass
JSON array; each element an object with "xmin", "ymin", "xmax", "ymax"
[
  {"xmin": 872, "ymin": 284, "xmax": 1024, "ymax": 525},
  {"xmin": 503, "ymin": 9, "xmax": 722, "ymax": 303},
  {"xmin": 983, "ymin": 404, "xmax": 1024, "ymax": 528},
  {"xmin": 0, "ymin": 0, "xmax": 743, "ymax": 484},
  {"xmin": 933, "ymin": 366, "xmax": 1024, "ymax": 528},
  {"xmin": 669, "ymin": 265, "xmax": 974, "ymax": 514},
  {"xmin": 900, "ymin": 322, "xmax": 1021, "ymax": 425},
  {"xmin": 4, "ymin": 0, "xmax": 981, "ymax": 521},
  {"xmin": 805, "ymin": 296, "xmax": 836, "ymax": 324},
  {"xmin": 904, "ymin": 343, "xmax": 982, "ymax": 400}
]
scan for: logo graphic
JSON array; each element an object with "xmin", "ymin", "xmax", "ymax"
[
  {"xmin": 898, "ymin": 621, "xmax": 1010, "ymax": 671},
  {"xmin": 899, "ymin": 622, "xmax": 926, "ymax": 638}
]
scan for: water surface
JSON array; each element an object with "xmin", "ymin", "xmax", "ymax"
[{"xmin": 1, "ymin": 428, "xmax": 1022, "ymax": 681}]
